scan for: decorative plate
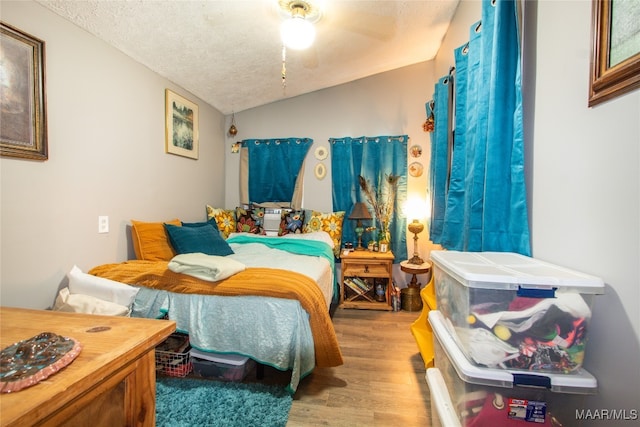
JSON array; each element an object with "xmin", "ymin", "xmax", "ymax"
[
  {"xmin": 409, "ymin": 162, "xmax": 424, "ymax": 177},
  {"xmin": 314, "ymin": 146, "xmax": 328, "ymax": 161},
  {"xmin": 410, "ymin": 144, "xmax": 423, "ymax": 158},
  {"xmin": 314, "ymin": 163, "xmax": 326, "ymax": 180},
  {"xmin": 0, "ymin": 332, "xmax": 82, "ymax": 393}
]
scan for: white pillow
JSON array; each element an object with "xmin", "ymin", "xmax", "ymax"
[
  {"xmin": 53, "ymin": 287, "xmax": 130, "ymax": 316},
  {"xmin": 68, "ymin": 265, "xmax": 139, "ymax": 308}
]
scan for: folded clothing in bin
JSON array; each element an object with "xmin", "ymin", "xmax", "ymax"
[
  {"xmin": 428, "ymin": 310, "xmax": 597, "ymax": 427},
  {"xmin": 191, "ymin": 349, "xmax": 255, "ymax": 381},
  {"xmin": 430, "ymin": 251, "xmax": 604, "ymax": 373}
]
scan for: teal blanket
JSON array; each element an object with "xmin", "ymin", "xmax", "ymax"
[{"xmin": 226, "ymin": 234, "xmax": 335, "ymax": 270}]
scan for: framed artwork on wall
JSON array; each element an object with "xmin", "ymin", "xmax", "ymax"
[
  {"xmin": 165, "ymin": 89, "xmax": 199, "ymax": 159},
  {"xmin": 0, "ymin": 23, "xmax": 48, "ymax": 160},
  {"xmin": 589, "ymin": 0, "xmax": 640, "ymax": 107}
]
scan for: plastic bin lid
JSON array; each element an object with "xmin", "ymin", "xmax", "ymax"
[
  {"xmin": 426, "ymin": 368, "xmax": 463, "ymax": 427},
  {"xmin": 190, "ymin": 348, "xmax": 249, "ymax": 365},
  {"xmin": 430, "ymin": 251, "xmax": 604, "ymax": 294},
  {"xmin": 428, "ymin": 310, "xmax": 598, "ymax": 394}
]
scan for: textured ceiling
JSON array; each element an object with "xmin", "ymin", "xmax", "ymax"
[{"xmin": 38, "ymin": 0, "xmax": 460, "ymax": 115}]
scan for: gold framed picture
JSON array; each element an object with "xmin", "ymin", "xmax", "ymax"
[
  {"xmin": 589, "ymin": 0, "xmax": 640, "ymax": 106},
  {"xmin": 0, "ymin": 23, "xmax": 48, "ymax": 160},
  {"xmin": 165, "ymin": 89, "xmax": 198, "ymax": 159}
]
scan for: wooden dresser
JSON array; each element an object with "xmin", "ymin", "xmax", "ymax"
[{"xmin": 0, "ymin": 307, "xmax": 175, "ymax": 427}]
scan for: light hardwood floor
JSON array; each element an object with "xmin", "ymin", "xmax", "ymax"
[{"xmin": 260, "ymin": 308, "xmax": 433, "ymax": 426}]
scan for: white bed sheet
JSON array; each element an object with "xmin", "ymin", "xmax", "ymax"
[{"xmin": 227, "ymin": 241, "xmax": 333, "ymax": 308}]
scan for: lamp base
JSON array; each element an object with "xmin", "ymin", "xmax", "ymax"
[
  {"xmin": 354, "ymin": 224, "xmax": 365, "ymax": 251},
  {"xmin": 408, "ymin": 255, "xmax": 424, "ymax": 265}
]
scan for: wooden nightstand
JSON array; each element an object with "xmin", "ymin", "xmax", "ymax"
[{"xmin": 340, "ymin": 250, "xmax": 394, "ymax": 310}]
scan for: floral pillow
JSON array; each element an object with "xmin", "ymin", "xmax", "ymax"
[
  {"xmin": 279, "ymin": 210, "xmax": 305, "ymax": 235},
  {"xmin": 206, "ymin": 205, "xmax": 236, "ymax": 239},
  {"xmin": 235, "ymin": 206, "xmax": 265, "ymax": 234},
  {"xmin": 303, "ymin": 210, "xmax": 345, "ymax": 258}
]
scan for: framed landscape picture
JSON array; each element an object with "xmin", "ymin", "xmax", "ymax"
[
  {"xmin": 0, "ymin": 23, "xmax": 48, "ymax": 160},
  {"xmin": 165, "ymin": 89, "xmax": 198, "ymax": 159},
  {"xmin": 589, "ymin": 0, "xmax": 640, "ymax": 106}
]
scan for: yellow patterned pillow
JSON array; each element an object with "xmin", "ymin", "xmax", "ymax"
[
  {"xmin": 304, "ymin": 211, "xmax": 345, "ymax": 258},
  {"xmin": 131, "ymin": 218, "xmax": 181, "ymax": 261},
  {"xmin": 206, "ymin": 205, "xmax": 236, "ymax": 239}
]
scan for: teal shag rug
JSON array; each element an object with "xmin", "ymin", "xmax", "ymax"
[{"xmin": 156, "ymin": 377, "xmax": 293, "ymax": 427}]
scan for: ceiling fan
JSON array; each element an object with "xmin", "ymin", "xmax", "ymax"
[
  {"xmin": 276, "ymin": 0, "xmax": 395, "ymax": 49},
  {"xmin": 277, "ymin": 0, "xmax": 323, "ymax": 50},
  {"xmin": 273, "ymin": 0, "xmax": 398, "ymax": 86}
]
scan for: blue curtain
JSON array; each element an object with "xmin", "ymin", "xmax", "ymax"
[
  {"xmin": 428, "ymin": 0, "xmax": 531, "ymax": 255},
  {"xmin": 428, "ymin": 77, "xmax": 451, "ymax": 244},
  {"xmin": 241, "ymin": 138, "xmax": 312, "ymax": 204},
  {"xmin": 330, "ymin": 136, "xmax": 408, "ymax": 262}
]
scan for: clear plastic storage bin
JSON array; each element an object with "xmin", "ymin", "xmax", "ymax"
[
  {"xmin": 430, "ymin": 251, "xmax": 604, "ymax": 373},
  {"xmin": 428, "ymin": 310, "xmax": 597, "ymax": 426},
  {"xmin": 190, "ymin": 349, "xmax": 255, "ymax": 381}
]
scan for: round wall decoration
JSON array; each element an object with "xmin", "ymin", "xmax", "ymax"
[
  {"xmin": 409, "ymin": 161, "xmax": 424, "ymax": 177},
  {"xmin": 410, "ymin": 144, "xmax": 423, "ymax": 158},
  {"xmin": 314, "ymin": 146, "xmax": 328, "ymax": 160},
  {"xmin": 314, "ymin": 163, "xmax": 327, "ymax": 180}
]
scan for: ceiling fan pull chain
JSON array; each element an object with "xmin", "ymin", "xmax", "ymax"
[{"xmin": 281, "ymin": 45, "xmax": 287, "ymax": 91}]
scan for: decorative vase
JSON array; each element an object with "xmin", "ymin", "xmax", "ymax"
[
  {"xmin": 375, "ymin": 281, "xmax": 386, "ymax": 302},
  {"xmin": 378, "ymin": 220, "xmax": 391, "ymax": 253}
]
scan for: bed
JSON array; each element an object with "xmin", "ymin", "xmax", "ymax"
[{"xmin": 88, "ymin": 230, "xmax": 344, "ymax": 393}]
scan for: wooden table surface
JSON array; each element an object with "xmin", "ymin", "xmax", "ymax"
[{"xmin": 0, "ymin": 307, "xmax": 175, "ymax": 427}]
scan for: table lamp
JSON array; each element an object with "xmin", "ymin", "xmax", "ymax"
[
  {"xmin": 407, "ymin": 219, "xmax": 425, "ymax": 264},
  {"xmin": 349, "ymin": 202, "xmax": 372, "ymax": 250}
]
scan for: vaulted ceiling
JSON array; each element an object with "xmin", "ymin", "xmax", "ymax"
[{"xmin": 38, "ymin": 0, "xmax": 460, "ymax": 114}]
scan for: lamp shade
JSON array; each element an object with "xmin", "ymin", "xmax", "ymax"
[
  {"xmin": 403, "ymin": 197, "xmax": 429, "ymax": 220},
  {"xmin": 349, "ymin": 202, "xmax": 372, "ymax": 220},
  {"xmin": 281, "ymin": 15, "xmax": 315, "ymax": 50}
]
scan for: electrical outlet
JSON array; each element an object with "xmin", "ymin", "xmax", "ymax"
[{"xmin": 98, "ymin": 216, "xmax": 109, "ymax": 233}]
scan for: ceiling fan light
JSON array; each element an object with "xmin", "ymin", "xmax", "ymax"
[{"xmin": 281, "ymin": 16, "xmax": 315, "ymax": 50}]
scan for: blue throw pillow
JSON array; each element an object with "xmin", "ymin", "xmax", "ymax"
[
  {"xmin": 181, "ymin": 218, "xmax": 219, "ymax": 231},
  {"xmin": 164, "ymin": 223, "xmax": 233, "ymax": 256}
]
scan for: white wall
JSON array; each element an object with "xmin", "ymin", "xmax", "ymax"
[
  {"xmin": 529, "ymin": 0, "xmax": 640, "ymax": 420},
  {"xmin": 0, "ymin": 1, "xmax": 226, "ymax": 309},
  {"xmin": 437, "ymin": 0, "xmax": 640, "ymax": 422}
]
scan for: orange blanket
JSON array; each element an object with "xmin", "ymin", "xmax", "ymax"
[{"xmin": 89, "ymin": 260, "xmax": 343, "ymax": 367}]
